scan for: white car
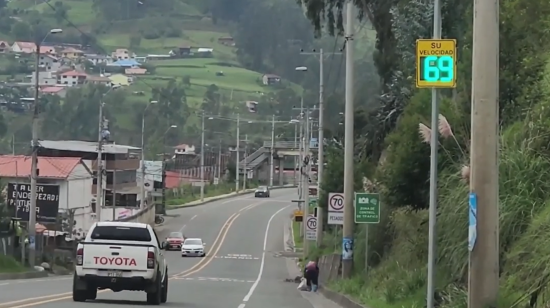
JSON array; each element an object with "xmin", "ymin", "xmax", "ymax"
[
  {"xmin": 73, "ymin": 221, "xmax": 168, "ymax": 305},
  {"xmin": 181, "ymin": 238, "xmax": 206, "ymax": 257}
]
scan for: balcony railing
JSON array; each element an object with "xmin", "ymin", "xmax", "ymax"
[
  {"xmin": 263, "ymin": 141, "xmax": 317, "ymax": 149},
  {"xmin": 91, "ymin": 158, "xmax": 140, "ymax": 171}
]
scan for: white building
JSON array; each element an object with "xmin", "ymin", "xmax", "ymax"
[
  {"xmin": 0, "ymin": 155, "xmax": 94, "ymax": 238},
  {"xmin": 39, "ymin": 54, "xmax": 61, "ymax": 71}
]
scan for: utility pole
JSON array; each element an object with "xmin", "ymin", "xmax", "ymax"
[
  {"xmin": 342, "ymin": 0, "xmax": 355, "ymax": 278},
  {"xmin": 468, "ymin": 0, "xmax": 499, "ymax": 306},
  {"xmin": 298, "ymin": 97, "xmax": 304, "ymax": 199},
  {"xmin": 303, "ymin": 108, "xmax": 310, "ymax": 256},
  {"xmin": 112, "ymin": 163, "xmax": 117, "ymax": 220},
  {"xmin": 28, "ymin": 42, "xmax": 41, "ymax": 267},
  {"xmin": 200, "ymin": 111, "xmax": 205, "ymax": 201},
  {"xmin": 300, "ymin": 48, "xmax": 341, "ymax": 247},
  {"xmin": 217, "ymin": 139, "xmax": 222, "ymax": 180},
  {"xmin": 269, "ymin": 115, "xmax": 275, "ymax": 187},
  {"xmin": 243, "ymin": 134, "xmax": 248, "ymax": 190},
  {"xmin": 426, "ymin": 0, "xmax": 441, "ymax": 305},
  {"xmin": 294, "ymin": 125, "xmax": 298, "ymax": 186},
  {"xmin": 235, "ymin": 114, "xmax": 240, "ymax": 192},
  {"xmin": 96, "ymin": 102, "xmax": 104, "ymax": 223}
]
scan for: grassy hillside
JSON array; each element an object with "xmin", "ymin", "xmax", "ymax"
[{"xmin": 1, "ymin": 0, "xmax": 287, "ymax": 107}]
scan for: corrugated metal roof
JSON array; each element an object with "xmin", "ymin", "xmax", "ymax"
[
  {"xmin": 0, "ymin": 155, "xmax": 82, "ymax": 179},
  {"xmin": 38, "ymin": 140, "xmax": 140, "ymax": 154}
]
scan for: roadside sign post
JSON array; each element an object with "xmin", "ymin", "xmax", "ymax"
[
  {"xmin": 305, "ymin": 215, "xmax": 317, "ymax": 241},
  {"xmin": 293, "ymin": 209, "xmax": 303, "ymax": 222},
  {"xmin": 354, "ymin": 192, "xmax": 381, "ymax": 273},
  {"xmin": 328, "ymin": 192, "xmax": 344, "ymax": 225}
]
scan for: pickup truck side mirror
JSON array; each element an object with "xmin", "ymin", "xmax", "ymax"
[
  {"xmin": 203, "ymin": 243, "xmax": 206, "ymax": 246},
  {"xmin": 161, "ymin": 242, "xmax": 167, "ymax": 250}
]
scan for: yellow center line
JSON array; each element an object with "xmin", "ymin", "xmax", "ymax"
[{"xmin": 1, "ymin": 200, "xmax": 265, "ymax": 308}]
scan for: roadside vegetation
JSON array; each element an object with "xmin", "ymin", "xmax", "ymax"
[
  {"xmin": 296, "ymin": 0, "xmax": 550, "ymax": 306},
  {"xmin": 0, "ymin": 254, "xmax": 26, "ymax": 273},
  {"xmin": 165, "ymin": 182, "xmax": 259, "ymax": 208}
]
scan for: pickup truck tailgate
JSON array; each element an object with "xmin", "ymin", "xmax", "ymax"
[{"xmin": 83, "ymin": 245, "xmax": 149, "ymax": 271}]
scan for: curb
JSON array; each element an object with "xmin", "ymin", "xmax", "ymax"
[
  {"xmin": 318, "ymin": 286, "xmax": 369, "ymax": 308},
  {"xmin": 0, "ymin": 270, "xmax": 49, "ymax": 280},
  {"xmin": 167, "ymin": 185, "xmax": 296, "ymax": 211}
]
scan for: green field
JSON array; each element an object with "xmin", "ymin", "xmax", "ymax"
[{"xmin": 2, "ymin": 0, "xmax": 288, "ymax": 105}]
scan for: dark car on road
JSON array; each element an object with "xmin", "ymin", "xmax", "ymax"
[{"xmin": 255, "ymin": 186, "xmax": 270, "ymax": 198}]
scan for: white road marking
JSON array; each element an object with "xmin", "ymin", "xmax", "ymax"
[
  {"xmin": 179, "ymin": 224, "xmax": 186, "ymax": 232},
  {"xmin": 172, "ymin": 276, "xmax": 254, "ymax": 283},
  {"xmin": 215, "ymin": 254, "xmax": 259, "ymax": 260},
  {"xmin": 241, "ymin": 204, "xmax": 291, "ymax": 304},
  {"xmin": 190, "ymin": 214, "xmax": 197, "ymax": 220},
  {"xmin": 0, "ymin": 276, "xmax": 71, "ymax": 285}
]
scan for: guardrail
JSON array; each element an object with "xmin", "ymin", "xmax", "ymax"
[{"xmin": 117, "ymin": 203, "xmax": 156, "ymax": 225}]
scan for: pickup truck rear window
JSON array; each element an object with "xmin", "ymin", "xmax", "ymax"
[{"xmin": 91, "ymin": 226, "xmax": 152, "ymax": 242}]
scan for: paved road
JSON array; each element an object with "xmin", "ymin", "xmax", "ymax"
[{"xmin": 0, "ymin": 188, "xmax": 337, "ymax": 308}]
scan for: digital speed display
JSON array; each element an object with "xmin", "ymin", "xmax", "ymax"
[{"xmin": 416, "ymin": 39, "xmax": 457, "ymax": 88}]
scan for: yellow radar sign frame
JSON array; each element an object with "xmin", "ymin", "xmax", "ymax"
[{"xmin": 415, "ymin": 39, "xmax": 457, "ymax": 88}]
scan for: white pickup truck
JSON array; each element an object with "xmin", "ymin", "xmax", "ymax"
[{"xmin": 72, "ymin": 221, "xmax": 168, "ymax": 305}]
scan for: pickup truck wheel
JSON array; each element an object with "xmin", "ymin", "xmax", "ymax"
[
  {"xmin": 72, "ymin": 273, "xmax": 87, "ymax": 302},
  {"xmin": 87, "ymin": 287, "xmax": 97, "ymax": 300},
  {"xmin": 161, "ymin": 270, "xmax": 168, "ymax": 303},
  {"xmin": 146, "ymin": 270, "xmax": 162, "ymax": 305}
]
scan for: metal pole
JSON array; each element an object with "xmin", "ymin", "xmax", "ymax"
[
  {"xmin": 200, "ymin": 111, "xmax": 205, "ymax": 201},
  {"xmin": 468, "ymin": 0, "xmax": 499, "ymax": 306},
  {"xmin": 303, "ymin": 109, "xmax": 310, "ymax": 256},
  {"xmin": 218, "ymin": 139, "xmax": 222, "ymax": 179},
  {"xmin": 342, "ymin": 0, "xmax": 355, "ymax": 278},
  {"xmin": 140, "ymin": 112, "xmax": 146, "ymax": 210},
  {"xmin": 299, "ymin": 97, "xmax": 304, "ymax": 198},
  {"xmin": 269, "ymin": 115, "xmax": 275, "ymax": 187},
  {"xmin": 96, "ymin": 102, "xmax": 104, "ymax": 222},
  {"xmin": 28, "ymin": 42, "xmax": 41, "ymax": 267},
  {"xmin": 317, "ymin": 48, "xmax": 325, "ymax": 246},
  {"xmin": 243, "ymin": 135, "xmax": 248, "ymax": 190},
  {"xmin": 235, "ymin": 114, "xmax": 240, "ymax": 192},
  {"xmin": 112, "ymin": 162, "xmax": 116, "ymax": 220},
  {"xmin": 161, "ymin": 136, "xmax": 166, "ymax": 215},
  {"xmin": 294, "ymin": 125, "xmax": 297, "ymax": 185},
  {"xmin": 426, "ymin": 0, "xmax": 442, "ymax": 306}
]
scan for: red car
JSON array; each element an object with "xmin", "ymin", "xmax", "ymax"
[{"xmin": 165, "ymin": 232, "xmax": 185, "ymax": 250}]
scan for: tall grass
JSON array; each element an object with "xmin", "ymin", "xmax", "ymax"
[{"xmin": 320, "ymin": 127, "xmax": 550, "ymax": 307}]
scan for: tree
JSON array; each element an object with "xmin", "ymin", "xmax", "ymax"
[{"xmin": 10, "ymin": 22, "xmax": 32, "ymax": 40}]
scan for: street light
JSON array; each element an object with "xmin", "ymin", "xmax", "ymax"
[
  {"xmin": 96, "ymin": 83, "xmax": 121, "ymax": 222},
  {"xmin": 139, "ymin": 100, "xmax": 158, "ymax": 210},
  {"xmin": 28, "ymin": 27, "xmax": 63, "ymax": 268},
  {"xmin": 161, "ymin": 125, "xmax": 177, "ymax": 215},
  {"xmin": 295, "ymin": 66, "xmax": 308, "ymax": 72},
  {"xmin": 200, "ymin": 111, "xmax": 205, "ymax": 201}
]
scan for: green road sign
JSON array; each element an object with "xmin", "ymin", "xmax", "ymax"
[
  {"xmin": 354, "ymin": 193, "xmax": 380, "ymax": 223},
  {"xmin": 309, "ymin": 197, "xmax": 318, "ymax": 207}
]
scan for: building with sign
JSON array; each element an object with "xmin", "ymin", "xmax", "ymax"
[
  {"xmin": 35, "ymin": 140, "xmax": 142, "ymax": 218},
  {"xmin": 0, "ymin": 155, "xmax": 94, "ymax": 233}
]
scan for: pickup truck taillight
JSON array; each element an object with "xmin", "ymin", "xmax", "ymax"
[
  {"xmin": 147, "ymin": 251, "xmax": 155, "ymax": 269},
  {"xmin": 76, "ymin": 248, "xmax": 84, "ymax": 266}
]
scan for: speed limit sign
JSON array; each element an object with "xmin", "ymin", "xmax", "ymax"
[{"xmin": 328, "ymin": 193, "xmax": 344, "ymax": 212}]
